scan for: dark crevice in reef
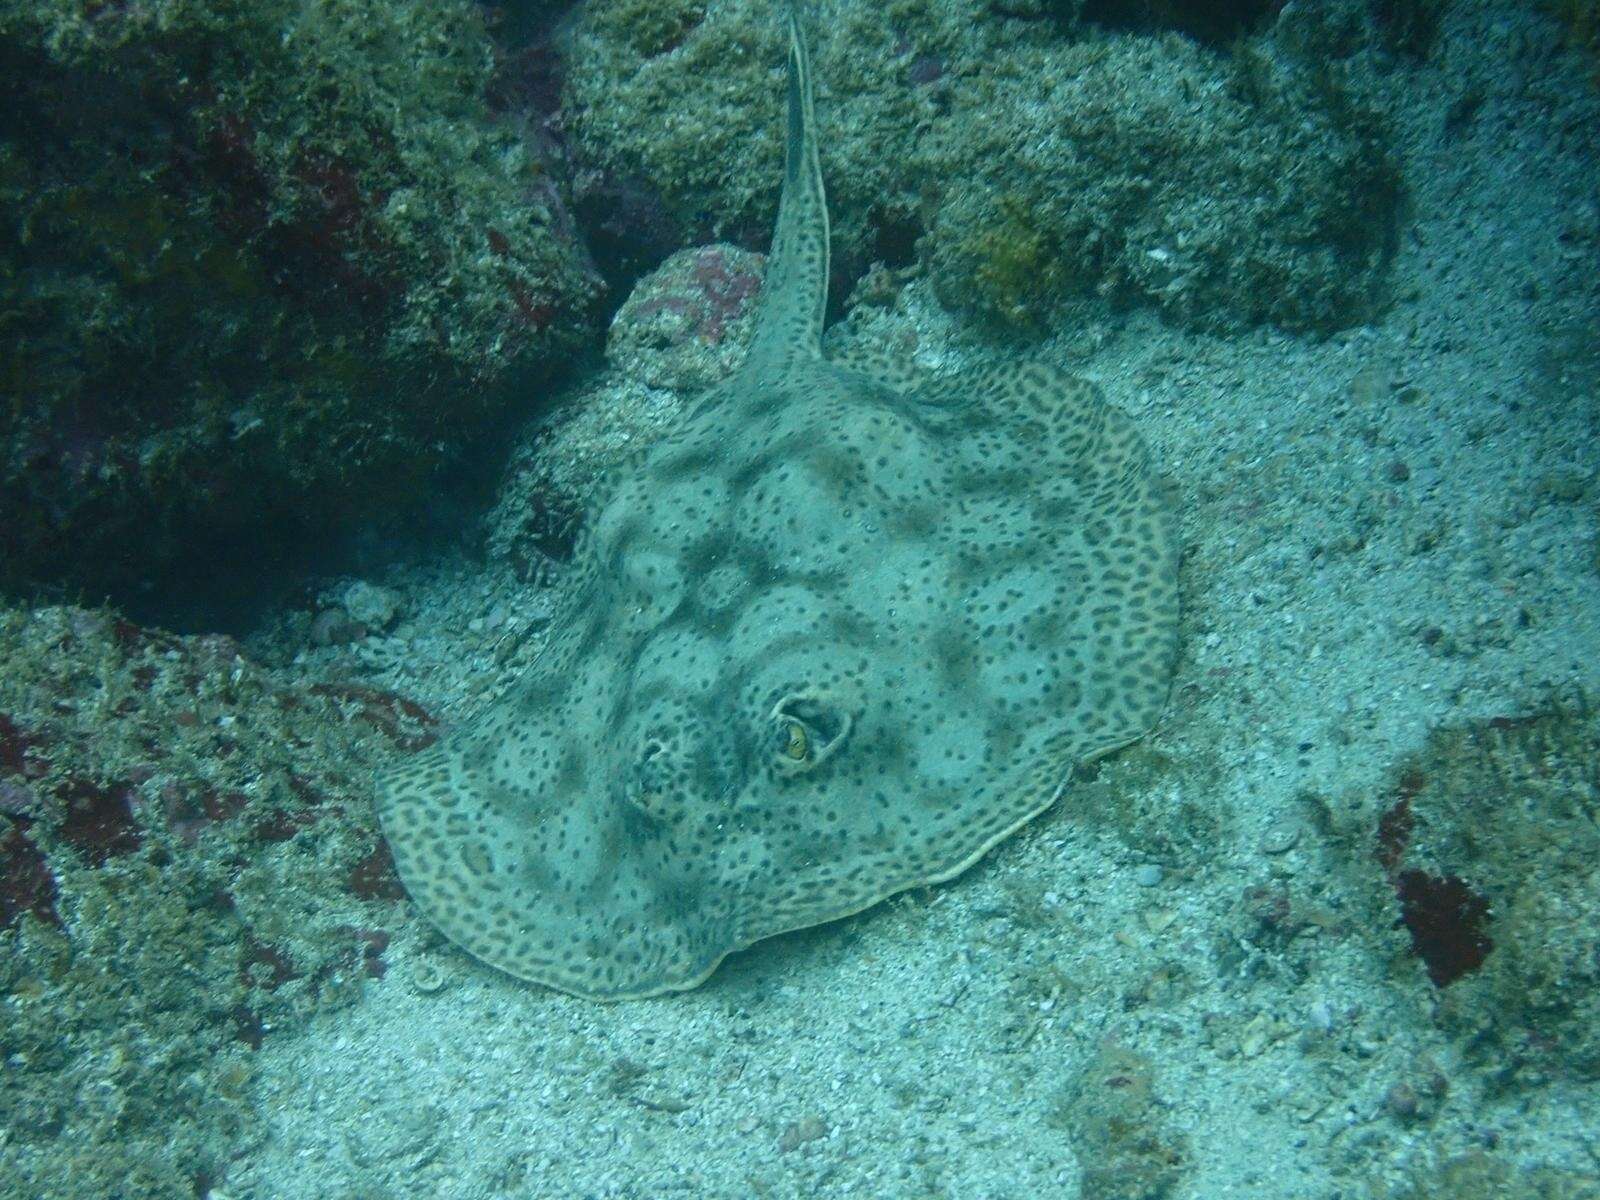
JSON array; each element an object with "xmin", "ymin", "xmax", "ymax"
[
  {"xmin": 1079, "ymin": 0, "xmax": 1287, "ymax": 46},
  {"xmin": 24, "ymin": 352, "xmax": 586, "ymax": 640}
]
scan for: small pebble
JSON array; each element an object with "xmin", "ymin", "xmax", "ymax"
[
  {"xmin": 1142, "ymin": 906, "xmax": 1177, "ymax": 933},
  {"xmin": 1536, "ymin": 470, "xmax": 1587, "ymax": 504},
  {"xmin": 1346, "ymin": 364, "xmax": 1390, "ymax": 405},
  {"xmin": 0, "ymin": 779, "xmax": 38, "ymax": 816},
  {"xmin": 777, "ymin": 1116, "xmax": 827, "ymax": 1153},
  {"xmin": 1134, "ymin": 864, "xmax": 1164, "ymax": 887},
  {"xmin": 1384, "ymin": 1080, "xmax": 1432, "ymax": 1123},
  {"xmin": 310, "ymin": 608, "xmax": 363, "ymax": 647},
  {"xmin": 1260, "ymin": 818, "xmax": 1302, "ymax": 855},
  {"xmin": 344, "ymin": 581, "xmax": 402, "ymax": 630},
  {"xmin": 410, "ymin": 958, "xmax": 448, "ymax": 994}
]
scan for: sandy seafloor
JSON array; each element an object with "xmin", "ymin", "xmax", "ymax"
[{"xmin": 222, "ymin": 6, "xmax": 1599, "ymax": 1199}]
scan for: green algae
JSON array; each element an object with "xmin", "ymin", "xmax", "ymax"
[
  {"xmin": 1323, "ymin": 697, "xmax": 1600, "ymax": 1087},
  {"xmin": 1547, "ymin": 0, "xmax": 1600, "ymax": 83},
  {"xmin": 949, "ymin": 194, "xmax": 1079, "ymax": 336},
  {"xmin": 564, "ymin": 0, "xmax": 955, "ymax": 279},
  {"xmin": 0, "ymin": 0, "xmax": 599, "ymax": 599},
  {"xmin": 567, "ymin": 0, "xmax": 1401, "ymax": 341},
  {"xmin": 1048, "ymin": 1044, "xmax": 1190, "ymax": 1200},
  {"xmin": 0, "ymin": 604, "xmax": 431, "ymax": 1198},
  {"xmin": 589, "ymin": 0, "xmax": 707, "ymax": 58},
  {"xmin": 1375, "ymin": 1150, "xmax": 1600, "ymax": 1200},
  {"xmin": 927, "ymin": 26, "xmax": 1400, "ymax": 336}
]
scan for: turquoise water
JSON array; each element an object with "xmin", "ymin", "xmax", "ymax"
[{"xmin": 1, "ymin": 1, "xmax": 1598, "ymax": 1197}]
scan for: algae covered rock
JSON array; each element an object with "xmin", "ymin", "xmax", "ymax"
[
  {"xmin": 566, "ymin": 0, "xmax": 1400, "ymax": 339},
  {"xmin": 1374, "ymin": 1149, "xmax": 1600, "ymax": 1200},
  {"xmin": 1049, "ymin": 1043, "xmax": 1190, "ymax": 1200},
  {"xmin": 926, "ymin": 29, "xmax": 1400, "ymax": 335},
  {"xmin": 606, "ymin": 243, "xmax": 765, "ymax": 390},
  {"xmin": 0, "ymin": 601, "xmax": 434, "ymax": 1198},
  {"xmin": 0, "ymin": 0, "xmax": 601, "ymax": 600},
  {"xmin": 1361, "ymin": 702, "xmax": 1600, "ymax": 1084},
  {"xmin": 564, "ymin": 0, "xmax": 959, "ymax": 285}
]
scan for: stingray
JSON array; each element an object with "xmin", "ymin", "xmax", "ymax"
[{"xmin": 377, "ymin": 5, "xmax": 1178, "ymax": 1000}]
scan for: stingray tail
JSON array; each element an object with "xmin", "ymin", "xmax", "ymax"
[{"xmin": 748, "ymin": 2, "xmax": 829, "ymax": 365}]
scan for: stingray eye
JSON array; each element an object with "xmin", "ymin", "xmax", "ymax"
[
  {"xmin": 769, "ymin": 692, "xmax": 852, "ymax": 771},
  {"xmin": 784, "ymin": 722, "xmax": 809, "ymax": 761}
]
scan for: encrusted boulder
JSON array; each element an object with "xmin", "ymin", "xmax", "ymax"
[
  {"xmin": 1, "ymin": 0, "xmax": 602, "ymax": 601},
  {"xmin": 566, "ymin": 0, "xmax": 1401, "ymax": 340},
  {"xmin": 606, "ymin": 244, "xmax": 765, "ymax": 390}
]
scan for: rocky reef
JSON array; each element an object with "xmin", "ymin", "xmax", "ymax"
[
  {"xmin": 566, "ymin": 0, "xmax": 1401, "ymax": 339},
  {"xmin": 0, "ymin": 0, "xmax": 601, "ymax": 602},
  {"xmin": 0, "ymin": 602, "xmax": 432, "ymax": 1196}
]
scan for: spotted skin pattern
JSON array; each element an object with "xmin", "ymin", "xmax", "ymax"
[{"xmin": 376, "ymin": 6, "xmax": 1178, "ymax": 999}]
